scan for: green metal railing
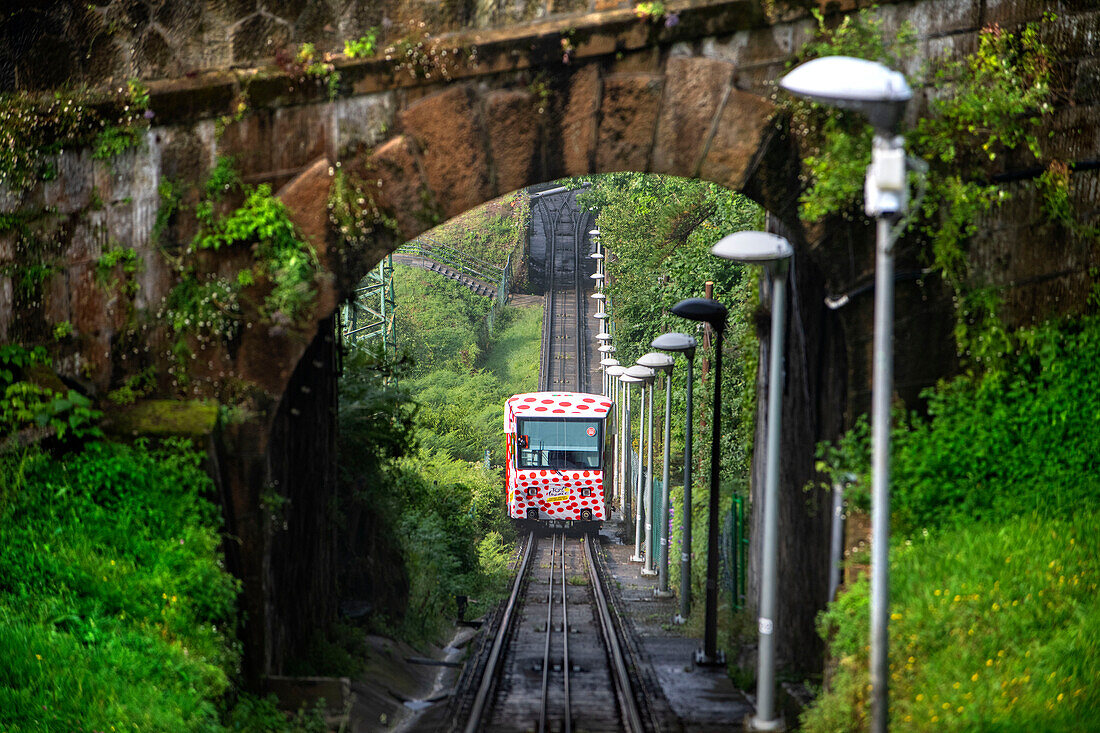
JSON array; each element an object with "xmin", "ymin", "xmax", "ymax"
[
  {"xmin": 394, "ymin": 236, "xmax": 504, "ymax": 286},
  {"xmin": 726, "ymin": 495, "xmax": 748, "ymax": 610},
  {"xmin": 394, "ymin": 235, "xmax": 520, "ymax": 334}
]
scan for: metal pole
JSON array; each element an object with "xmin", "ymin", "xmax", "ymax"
[
  {"xmin": 622, "ymin": 384, "xmax": 632, "ymax": 521},
  {"xmin": 753, "ymin": 264, "xmax": 788, "ymax": 729},
  {"xmin": 699, "ymin": 327, "xmax": 724, "ymax": 665},
  {"xmin": 828, "ymin": 479, "xmax": 846, "ymax": 603},
  {"xmin": 871, "ymin": 214, "xmax": 896, "ymax": 733},
  {"xmin": 632, "ymin": 382, "xmax": 646, "ymax": 563},
  {"xmin": 657, "ymin": 368, "xmax": 674, "ymax": 595},
  {"xmin": 643, "ymin": 378, "xmax": 657, "ymax": 575},
  {"xmin": 676, "ymin": 356, "xmax": 694, "ymax": 623}
]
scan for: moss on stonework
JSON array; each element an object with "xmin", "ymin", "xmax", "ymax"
[{"xmin": 103, "ymin": 399, "xmax": 218, "ymax": 438}]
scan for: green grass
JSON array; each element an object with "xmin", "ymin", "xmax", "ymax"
[
  {"xmin": 804, "ymin": 314, "xmax": 1100, "ymax": 731},
  {"xmin": 0, "ymin": 440, "xmax": 238, "ymax": 732},
  {"xmin": 803, "ymin": 512, "xmax": 1100, "ymax": 732},
  {"xmin": 482, "ymin": 301, "xmax": 542, "ymax": 397}
]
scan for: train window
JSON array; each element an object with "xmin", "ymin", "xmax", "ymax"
[{"xmin": 517, "ymin": 418, "xmax": 601, "ymax": 470}]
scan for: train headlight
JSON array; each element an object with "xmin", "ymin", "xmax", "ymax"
[{"xmin": 580, "ymin": 487, "xmax": 592, "ymax": 497}]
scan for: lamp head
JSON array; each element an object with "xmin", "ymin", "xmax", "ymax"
[
  {"xmin": 606, "ymin": 365, "xmax": 627, "ymax": 377},
  {"xmin": 600, "ymin": 357, "xmax": 620, "ymax": 367},
  {"xmin": 624, "ymin": 364, "xmax": 656, "ymax": 384},
  {"xmin": 780, "ymin": 56, "xmax": 911, "ymax": 132},
  {"xmin": 637, "ymin": 351, "xmax": 675, "ymax": 375},
  {"xmin": 711, "ymin": 231, "xmax": 792, "ymax": 263},
  {"xmin": 619, "ymin": 373, "xmax": 644, "ymax": 385},
  {"xmin": 671, "ymin": 297, "xmax": 728, "ymax": 332},
  {"xmin": 651, "ymin": 332, "xmax": 697, "ymax": 361}
]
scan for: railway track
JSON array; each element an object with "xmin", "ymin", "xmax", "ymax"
[
  {"xmin": 535, "ymin": 189, "xmax": 595, "ymax": 393},
  {"xmin": 459, "ymin": 532, "xmax": 646, "ymax": 733}
]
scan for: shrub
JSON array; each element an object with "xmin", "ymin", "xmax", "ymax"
[
  {"xmin": 803, "ymin": 511, "xmax": 1100, "ymax": 732},
  {"xmin": 0, "ymin": 439, "xmax": 239, "ymax": 731}
]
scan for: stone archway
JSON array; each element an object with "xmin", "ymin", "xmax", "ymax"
[{"xmin": 271, "ymin": 52, "xmax": 841, "ymax": 675}]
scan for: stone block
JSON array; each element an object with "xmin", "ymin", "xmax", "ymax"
[
  {"xmin": 278, "ymin": 158, "xmax": 334, "ymax": 258},
  {"xmin": 0, "ymin": 276, "xmax": 11, "ymax": 341},
  {"xmin": 1045, "ymin": 105, "xmax": 1100, "ymax": 162},
  {"xmin": 607, "ymin": 47, "xmax": 661, "ymax": 74},
  {"xmin": 1074, "ymin": 58, "xmax": 1100, "ymax": 105},
  {"xmin": 398, "ymin": 85, "xmax": 494, "ymax": 219},
  {"xmin": 983, "ymin": 0, "xmax": 1056, "ymax": 27},
  {"xmin": 43, "ymin": 150, "xmax": 95, "ymax": 215},
  {"xmin": 484, "ymin": 89, "xmax": 540, "ymax": 195},
  {"xmin": 651, "ymin": 56, "xmax": 734, "ymax": 177},
  {"xmin": 336, "ymin": 93, "xmax": 397, "ymax": 157},
  {"xmin": 882, "ymin": 0, "xmax": 980, "ymax": 39},
  {"xmin": 69, "ymin": 263, "xmax": 108, "ymax": 341},
  {"xmin": 1039, "ymin": 11, "xmax": 1100, "ymax": 63},
  {"xmin": 596, "ymin": 74, "xmax": 663, "ymax": 173},
  {"xmin": 271, "ymin": 106, "xmax": 331, "ymax": 178},
  {"xmin": 698, "ymin": 89, "xmax": 775, "ymax": 191},
  {"xmin": 559, "ymin": 64, "xmax": 601, "ymax": 177},
  {"xmin": 219, "ymin": 110, "xmax": 276, "ymax": 183},
  {"xmin": 366, "ymin": 135, "xmax": 430, "ymax": 240}
]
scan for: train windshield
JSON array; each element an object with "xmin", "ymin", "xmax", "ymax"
[{"xmin": 517, "ymin": 418, "xmax": 601, "ymax": 470}]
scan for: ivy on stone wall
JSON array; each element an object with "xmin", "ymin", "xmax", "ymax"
[
  {"xmin": 788, "ymin": 10, "xmax": 1069, "ymax": 372},
  {"xmin": 158, "ymin": 158, "xmax": 321, "ymax": 379},
  {"xmin": 0, "ymin": 81, "xmax": 151, "ymax": 193}
]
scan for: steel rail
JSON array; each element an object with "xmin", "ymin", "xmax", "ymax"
[
  {"xmin": 562, "ymin": 534, "xmax": 573, "ymax": 733},
  {"xmin": 463, "ymin": 531, "xmax": 537, "ymax": 733},
  {"xmin": 538, "ymin": 532, "xmax": 558, "ymax": 733},
  {"xmin": 536, "ymin": 194, "xmax": 557, "ymax": 391},
  {"xmin": 572, "ymin": 208, "xmax": 589, "ymax": 393},
  {"xmin": 585, "ymin": 533, "xmax": 645, "ymax": 732}
]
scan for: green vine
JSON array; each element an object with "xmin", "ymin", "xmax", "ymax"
[
  {"xmin": 159, "ymin": 159, "xmax": 321, "ymax": 376},
  {"xmin": 789, "ymin": 10, "xmax": 1064, "ymax": 371},
  {"xmin": 0, "ymin": 80, "xmax": 152, "ymax": 192}
]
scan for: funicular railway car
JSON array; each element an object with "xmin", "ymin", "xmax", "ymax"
[{"xmin": 504, "ymin": 391, "xmax": 614, "ymax": 524}]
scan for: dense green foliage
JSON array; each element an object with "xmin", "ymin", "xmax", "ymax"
[
  {"xmin": 805, "ymin": 314, "xmax": 1100, "ymax": 729},
  {"xmin": 337, "ymin": 209, "xmax": 539, "ymax": 642},
  {"xmin": 804, "ymin": 511, "xmax": 1100, "ymax": 732},
  {"xmin": 576, "ymin": 173, "xmax": 763, "ymax": 625},
  {"xmin": 0, "ymin": 81, "xmax": 151, "ymax": 192},
  {"xmin": 0, "ymin": 439, "xmax": 238, "ymax": 731},
  {"xmin": 159, "ymin": 158, "xmax": 321, "ymax": 378},
  {"xmin": 423, "ymin": 192, "xmax": 529, "ymax": 269},
  {"xmin": 790, "ymin": 11, "xmax": 1065, "ymax": 371},
  {"xmin": 1, "ymin": 346, "xmax": 103, "ymax": 447}
]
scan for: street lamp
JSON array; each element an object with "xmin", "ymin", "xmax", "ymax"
[
  {"xmin": 670, "ymin": 296, "xmax": 728, "ymax": 666},
  {"xmin": 606, "ymin": 364, "xmax": 626, "ymax": 509},
  {"xmin": 619, "ymin": 372, "xmax": 645, "ymax": 534},
  {"xmin": 637, "ymin": 350, "xmax": 676, "ymax": 594},
  {"xmin": 625, "ymin": 364, "xmax": 656, "ymax": 564},
  {"xmin": 652, "ymin": 332, "xmax": 698, "ymax": 624},
  {"xmin": 600, "ymin": 356, "xmax": 620, "ymax": 397},
  {"xmin": 781, "ymin": 55, "xmax": 912, "ymax": 733},
  {"xmin": 712, "ymin": 230, "xmax": 794, "ymax": 731}
]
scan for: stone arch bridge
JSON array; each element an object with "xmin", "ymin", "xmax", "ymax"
[{"xmin": 2, "ymin": 0, "xmax": 1097, "ymax": 682}]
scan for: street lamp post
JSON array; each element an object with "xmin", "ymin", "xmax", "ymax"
[
  {"xmin": 671, "ymin": 297, "xmax": 729, "ymax": 666},
  {"xmin": 606, "ymin": 364, "xmax": 626, "ymax": 506},
  {"xmin": 712, "ymin": 231, "xmax": 794, "ymax": 731},
  {"xmin": 619, "ymin": 373, "xmax": 643, "ymax": 522},
  {"xmin": 781, "ymin": 55, "xmax": 912, "ymax": 733},
  {"xmin": 625, "ymin": 364, "xmax": 656, "ymax": 564},
  {"xmin": 652, "ymin": 332, "xmax": 698, "ymax": 623},
  {"xmin": 638, "ymin": 351, "xmax": 676, "ymax": 594}
]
